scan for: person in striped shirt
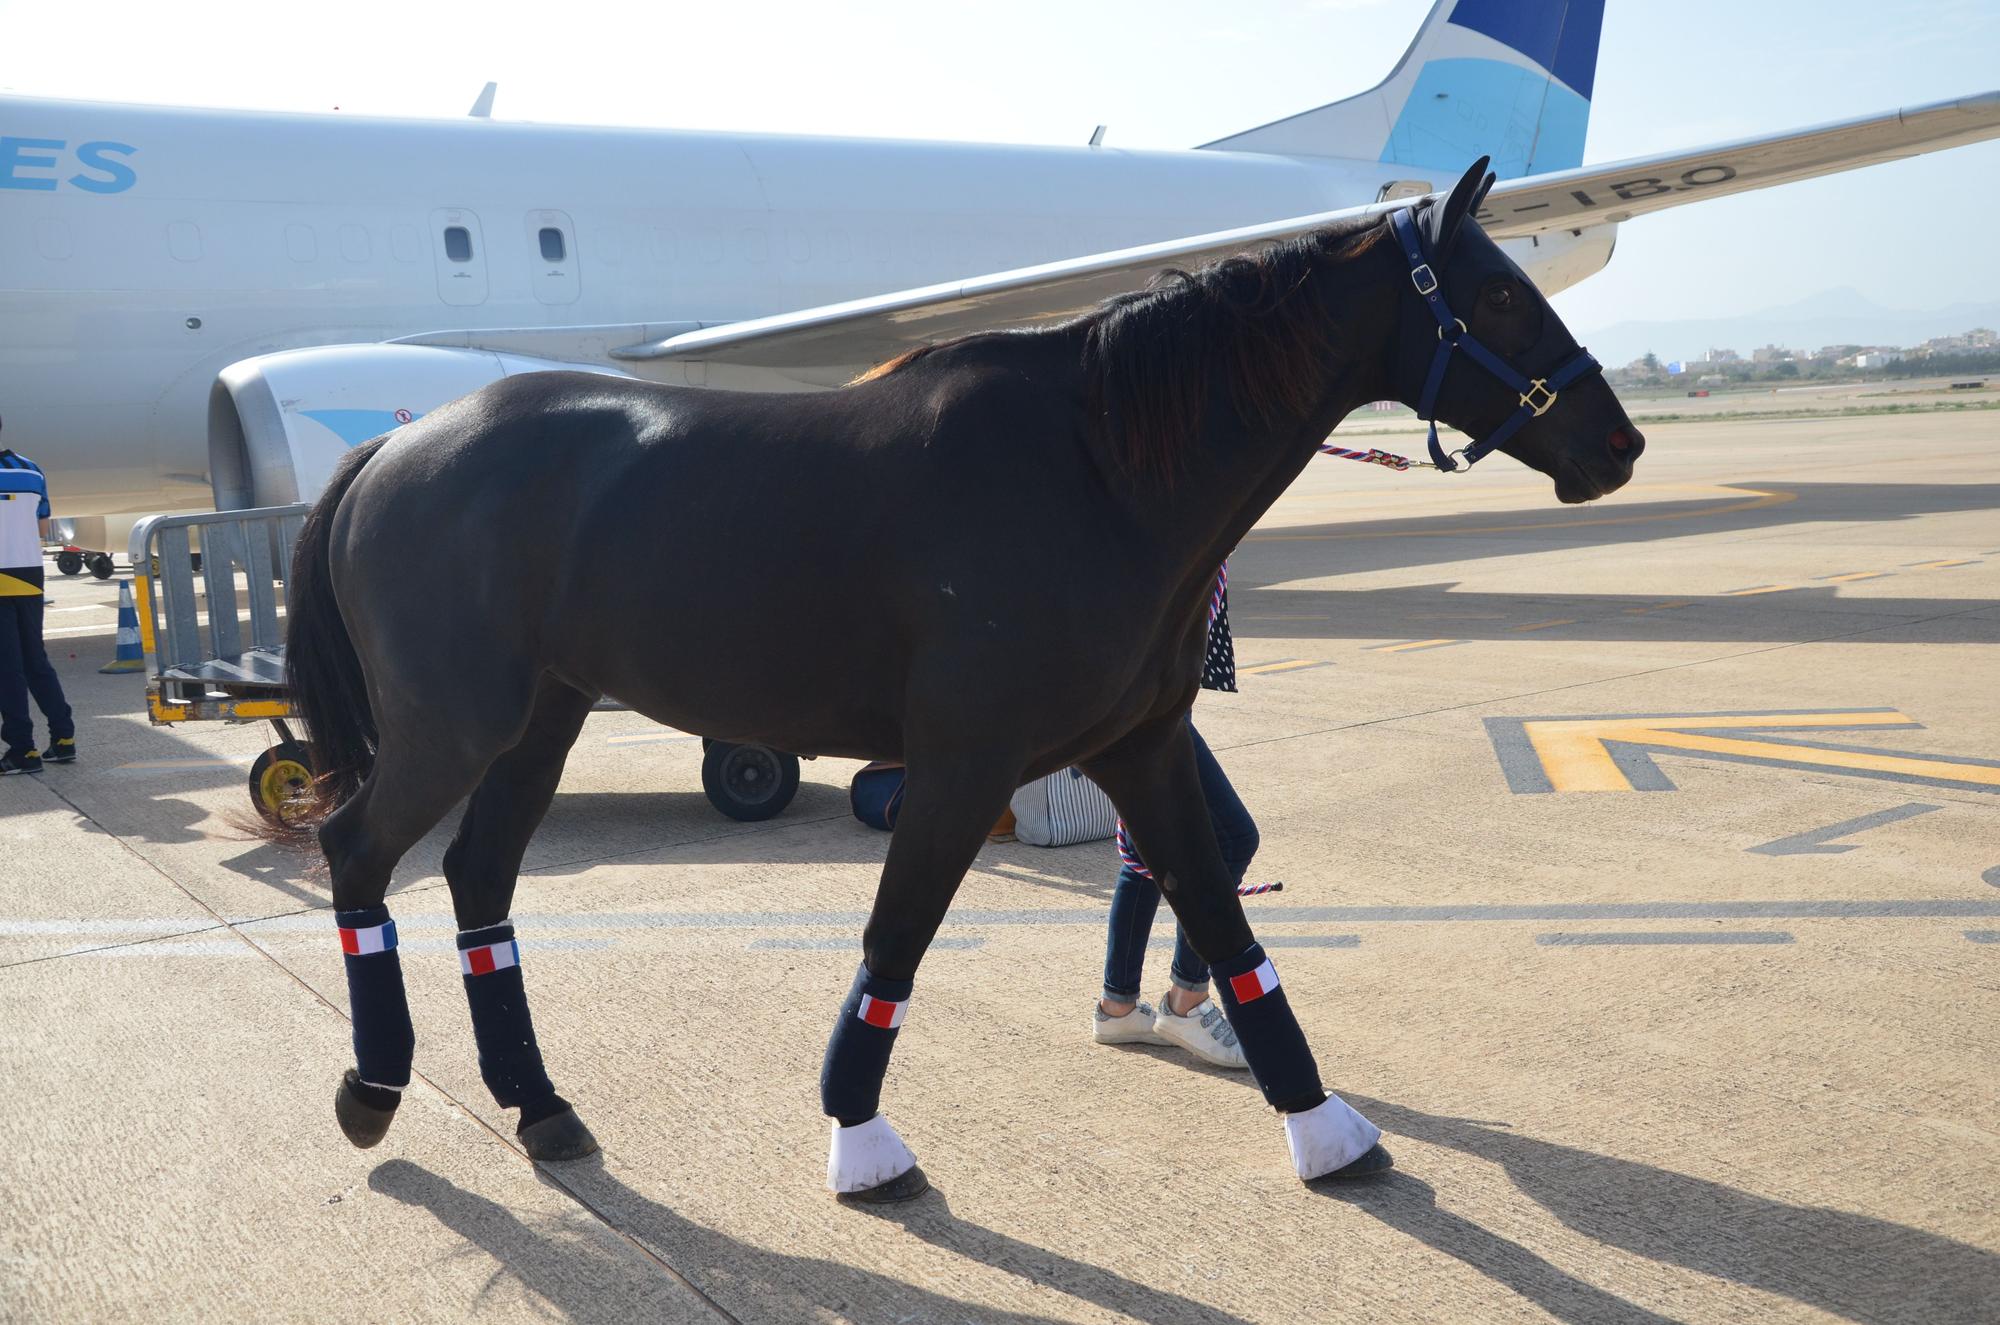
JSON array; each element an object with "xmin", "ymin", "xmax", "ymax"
[
  {"xmin": 1092, "ymin": 563, "xmax": 1254, "ymax": 1069},
  {"xmin": 0, "ymin": 430, "xmax": 77, "ymax": 774}
]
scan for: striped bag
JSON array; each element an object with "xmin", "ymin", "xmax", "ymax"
[{"xmin": 1009, "ymin": 767, "xmax": 1118, "ymax": 847}]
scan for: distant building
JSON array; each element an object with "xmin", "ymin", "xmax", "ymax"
[
  {"xmin": 1666, "ymin": 361, "xmax": 1685, "ymax": 375},
  {"xmin": 1852, "ymin": 350, "xmax": 1904, "ymax": 369},
  {"xmin": 1751, "ymin": 344, "xmax": 1795, "ymax": 364},
  {"xmin": 1915, "ymin": 328, "xmax": 1997, "ymax": 356}
]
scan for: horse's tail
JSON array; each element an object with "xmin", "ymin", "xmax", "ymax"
[{"xmin": 285, "ymin": 436, "xmax": 389, "ymax": 824}]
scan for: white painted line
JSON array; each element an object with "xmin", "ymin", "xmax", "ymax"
[
  {"xmin": 57, "ymin": 936, "xmax": 617, "ymax": 959},
  {"xmin": 111, "ymin": 755, "xmax": 259, "ymax": 772},
  {"xmin": 3, "ymin": 919, "xmax": 215, "ymax": 937}
]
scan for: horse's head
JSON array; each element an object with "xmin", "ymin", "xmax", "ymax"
[{"xmin": 1390, "ymin": 159, "xmax": 1642, "ymax": 504}]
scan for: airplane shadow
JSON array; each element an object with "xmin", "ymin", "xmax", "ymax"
[
  {"xmin": 1321, "ymin": 1097, "xmax": 2000, "ymax": 1325},
  {"xmin": 370, "ymin": 1155, "xmax": 1251, "ymax": 1325},
  {"xmin": 1232, "ymin": 481, "xmax": 2000, "ymax": 583},
  {"xmin": 1227, "ymin": 582, "xmax": 2000, "ymax": 645}
]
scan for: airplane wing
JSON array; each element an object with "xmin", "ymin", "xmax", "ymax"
[{"xmin": 611, "ymin": 92, "xmax": 2000, "ymax": 379}]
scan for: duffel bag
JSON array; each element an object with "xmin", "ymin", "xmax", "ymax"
[
  {"xmin": 1010, "ymin": 767, "xmax": 1118, "ymax": 847},
  {"xmin": 849, "ymin": 761, "xmax": 906, "ymax": 831}
]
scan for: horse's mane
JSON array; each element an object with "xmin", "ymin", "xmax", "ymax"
[{"xmin": 850, "ymin": 215, "xmax": 1386, "ymax": 479}]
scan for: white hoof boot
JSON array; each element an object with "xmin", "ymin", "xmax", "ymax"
[
  {"xmin": 1285, "ymin": 1093, "xmax": 1383, "ymax": 1180},
  {"xmin": 827, "ymin": 1114, "xmax": 918, "ymax": 1195}
]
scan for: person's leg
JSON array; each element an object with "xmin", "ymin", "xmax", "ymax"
[
  {"xmin": 1100, "ymin": 860, "xmax": 1161, "ymax": 1011},
  {"xmin": 16, "ymin": 595, "xmax": 72, "ymax": 741},
  {"xmin": 0, "ymin": 597, "xmax": 36, "ymax": 754}
]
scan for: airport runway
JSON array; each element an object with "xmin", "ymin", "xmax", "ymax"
[{"xmin": 3, "ymin": 405, "xmax": 1996, "ymax": 1323}]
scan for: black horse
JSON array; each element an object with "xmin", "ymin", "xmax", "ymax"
[{"xmin": 286, "ymin": 160, "xmax": 1642, "ymax": 1197}]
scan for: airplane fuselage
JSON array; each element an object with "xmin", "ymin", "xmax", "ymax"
[{"xmin": 0, "ymin": 95, "xmax": 1615, "ymax": 523}]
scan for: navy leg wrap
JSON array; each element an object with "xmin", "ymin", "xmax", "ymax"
[
  {"xmin": 1212, "ymin": 943, "xmax": 1326, "ymax": 1114},
  {"xmin": 458, "ymin": 922, "xmax": 557, "ymax": 1110},
  {"xmin": 336, "ymin": 906, "xmax": 415, "ymax": 1091},
  {"xmin": 819, "ymin": 963, "xmax": 913, "ymax": 1125}
]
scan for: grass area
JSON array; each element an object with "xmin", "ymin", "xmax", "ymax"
[
  {"xmin": 1334, "ymin": 396, "xmax": 1998, "ymax": 441},
  {"xmin": 1625, "ymin": 399, "xmax": 2000, "ymax": 425}
]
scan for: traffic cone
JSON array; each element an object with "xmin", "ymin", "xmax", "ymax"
[{"xmin": 99, "ymin": 579, "xmax": 145, "ymax": 674}]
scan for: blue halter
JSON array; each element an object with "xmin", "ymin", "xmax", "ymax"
[{"xmin": 1389, "ymin": 208, "xmax": 1602, "ymax": 473}]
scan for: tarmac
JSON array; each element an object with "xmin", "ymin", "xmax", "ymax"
[{"xmin": 3, "ymin": 400, "xmax": 1996, "ymax": 1323}]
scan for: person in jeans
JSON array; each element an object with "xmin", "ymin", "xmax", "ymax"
[
  {"xmin": 1092, "ymin": 565, "xmax": 1252, "ymax": 1069},
  {"xmin": 0, "ymin": 428, "xmax": 76, "ymax": 774}
]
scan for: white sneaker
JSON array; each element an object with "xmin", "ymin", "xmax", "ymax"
[
  {"xmin": 1094, "ymin": 998, "xmax": 1169, "ymax": 1046},
  {"xmin": 1152, "ymin": 993, "xmax": 1249, "ymax": 1070}
]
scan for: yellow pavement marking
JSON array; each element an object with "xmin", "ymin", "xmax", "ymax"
[
  {"xmin": 1721, "ymin": 584, "xmax": 1796, "ymax": 596},
  {"xmin": 1818, "ymin": 571, "xmax": 1887, "ymax": 583},
  {"xmin": 1511, "ymin": 619, "xmax": 1576, "ymax": 632},
  {"xmin": 1909, "ymin": 559, "xmax": 1977, "ymax": 570},
  {"xmin": 1366, "ymin": 638, "xmax": 1462, "ymax": 653},
  {"xmin": 1522, "ymin": 710, "xmax": 2000, "ymax": 793},
  {"xmin": 1239, "ymin": 658, "xmax": 1325, "ymax": 675},
  {"xmin": 1246, "ymin": 485, "xmax": 1795, "ymax": 542},
  {"xmin": 1623, "ymin": 600, "xmax": 1693, "ymax": 614}
]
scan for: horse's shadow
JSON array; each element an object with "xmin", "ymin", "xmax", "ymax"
[
  {"xmin": 1322, "ymin": 1096, "xmax": 2000, "ymax": 1325},
  {"xmin": 371, "ymin": 1155, "xmax": 1252, "ymax": 1325}
]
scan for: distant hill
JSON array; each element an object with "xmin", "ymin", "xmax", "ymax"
[{"xmin": 1574, "ymin": 287, "xmax": 2000, "ymax": 367}]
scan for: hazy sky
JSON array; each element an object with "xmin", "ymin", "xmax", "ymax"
[{"xmin": 4, "ymin": 0, "xmax": 1996, "ymax": 337}]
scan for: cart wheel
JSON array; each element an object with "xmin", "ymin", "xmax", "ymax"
[
  {"xmin": 87, "ymin": 553, "xmax": 115, "ymax": 580},
  {"xmin": 701, "ymin": 742, "xmax": 799, "ymax": 822},
  {"xmin": 56, "ymin": 550, "xmax": 84, "ymax": 576},
  {"xmin": 248, "ymin": 741, "xmax": 319, "ymax": 825}
]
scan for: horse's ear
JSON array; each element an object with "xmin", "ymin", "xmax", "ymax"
[{"xmin": 1425, "ymin": 156, "xmax": 1493, "ymax": 261}]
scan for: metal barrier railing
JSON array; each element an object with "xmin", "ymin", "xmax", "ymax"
[{"xmin": 129, "ymin": 504, "xmax": 310, "ymax": 721}]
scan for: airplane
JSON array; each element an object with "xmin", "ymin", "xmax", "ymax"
[{"xmin": 2, "ymin": 0, "xmax": 1997, "ymax": 568}]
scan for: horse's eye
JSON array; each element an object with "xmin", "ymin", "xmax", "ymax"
[{"xmin": 1486, "ymin": 285, "xmax": 1516, "ymax": 311}]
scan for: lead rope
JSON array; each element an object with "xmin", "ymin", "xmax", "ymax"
[{"xmin": 1320, "ymin": 438, "xmax": 1447, "ymax": 471}]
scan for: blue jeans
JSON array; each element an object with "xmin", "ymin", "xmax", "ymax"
[
  {"xmin": 0, "ymin": 593, "xmax": 72, "ymax": 754},
  {"xmin": 1102, "ymin": 722, "xmax": 1258, "ymax": 1002}
]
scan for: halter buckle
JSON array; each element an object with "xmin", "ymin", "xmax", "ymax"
[
  {"xmin": 1410, "ymin": 263, "xmax": 1438, "ymax": 296},
  {"xmin": 1519, "ymin": 380, "xmax": 1558, "ymax": 416},
  {"xmin": 1437, "ymin": 318, "xmax": 1467, "ymax": 342}
]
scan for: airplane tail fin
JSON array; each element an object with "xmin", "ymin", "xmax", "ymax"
[{"xmin": 1198, "ymin": 0, "xmax": 1604, "ymax": 180}]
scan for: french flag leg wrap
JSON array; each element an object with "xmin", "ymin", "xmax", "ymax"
[
  {"xmin": 819, "ymin": 963, "xmax": 912, "ymax": 1125},
  {"xmin": 336, "ymin": 905, "xmax": 414, "ymax": 1091},
  {"xmin": 457, "ymin": 922, "xmax": 556, "ymax": 1110},
  {"xmin": 1212, "ymin": 942, "xmax": 1326, "ymax": 1114}
]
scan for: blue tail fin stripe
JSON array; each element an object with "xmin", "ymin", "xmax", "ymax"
[{"xmin": 1448, "ymin": 0, "xmax": 1603, "ymax": 99}]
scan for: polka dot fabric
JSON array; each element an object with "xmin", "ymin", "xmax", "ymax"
[{"xmin": 1202, "ymin": 564, "xmax": 1236, "ymax": 693}]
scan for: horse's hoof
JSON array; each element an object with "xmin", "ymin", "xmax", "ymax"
[
  {"xmin": 518, "ymin": 1106, "xmax": 599, "ymax": 1161},
  {"xmin": 334, "ymin": 1069, "xmax": 400, "ymax": 1149},
  {"xmin": 836, "ymin": 1164, "xmax": 930, "ymax": 1204},
  {"xmin": 1314, "ymin": 1142, "xmax": 1395, "ymax": 1181}
]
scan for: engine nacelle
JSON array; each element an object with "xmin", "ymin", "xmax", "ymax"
[{"xmin": 208, "ymin": 344, "xmax": 631, "ymax": 509}]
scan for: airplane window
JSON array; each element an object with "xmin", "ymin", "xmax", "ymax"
[
  {"xmin": 538, "ymin": 227, "xmax": 566, "ymax": 263},
  {"xmin": 444, "ymin": 226, "xmax": 473, "ymax": 263}
]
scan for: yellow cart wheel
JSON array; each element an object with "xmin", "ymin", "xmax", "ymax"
[{"xmin": 248, "ymin": 740, "xmax": 319, "ymax": 825}]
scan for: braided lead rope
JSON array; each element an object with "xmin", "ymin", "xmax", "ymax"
[
  {"xmin": 1115, "ymin": 820, "xmax": 1283, "ymax": 895},
  {"xmin": 1319, "ymin": 440, "xmax": 1437, "ymax": 470}
]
